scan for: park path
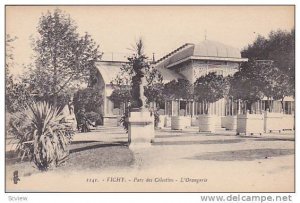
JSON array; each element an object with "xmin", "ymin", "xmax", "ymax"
[{"xmin": 6, "ymin": 126, "xmax": 295, "ymax": 192}]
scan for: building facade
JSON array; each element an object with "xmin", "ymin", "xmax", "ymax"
[
  {"xmin": 95, "ymin": 40, "xmax": 294, "ymax": 126},
  {"xmin": 154, "ymin": 40, "xmax": 247, "ymax": 118}
]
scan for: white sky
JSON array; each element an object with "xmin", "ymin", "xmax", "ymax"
[{"xmin": 6, "ymin": 6, "xmax": 294, "ymax": 76}]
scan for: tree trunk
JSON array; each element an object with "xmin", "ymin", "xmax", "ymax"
[
  {"xmin": 237, "ymin": 99, "xmax": 241, "ymax": 115},
  {"xmin": 231, "ymin": 98, "xmax": 234, "ymax": 116},
  {"xmin": 53, "ymin": 55, "xmax": 58, "ymax": 107},
  {"xmin": 268, "ymin": 99, "xmax": 272, "ymax": 112},
  {"xmin": 204, "ymin": 100, "xmax": 209, "ymax": 115},
  {"xmin": 178, "ymin": 99, "xmax": 180, "ymax": 116},
  {"xmin": 246, "ymin": 101, "xmax": 252, "ymax": 113},
  {"xmin": 280, "ymin": 97, "xmax": 285, "ymax": 113}
]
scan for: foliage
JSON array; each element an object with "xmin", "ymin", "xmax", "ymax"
[
  {"xmin": 109, "ymin": 88, "xmax": 131, "ymax": 107},
  {"xmin": 163, "ymin": 79, "xmax": 193, "ymax": 101},
  {"xmin": 9, "ymin": 102, "xmax": 74, "ymax": 171},
  {"xmin": 230, "ymin": 58, "xmax": 294, "ymax": 113},
  {"xmin": 73, "ymin": 87, "xmax": 103, "ymax": 130},
  {"xmin": 110, "ymin": 38, "xmax": 163, "ymax": 107},
  {"xmin": 73, "ymin": 87, "xmax": 103, "ymax": 114},
  {"xmin": 144, "ymin": 82, "xmax": 164, "ymax": 104},
  {"xmin": 110, "ymin": 38, "xmax": 163, "ymax": 132},
  {"xmin": 194, "ymin": 72, "xmax": 230, "ymax": 114},
  {"xmin": 119, "ymin": 105, "xmax": 160, "ymax": 132},
  {"xmin": 30, "ymin": 9, "xmax": 102, "ymax": 107},
  {"xmin": 5, "ymin": 34, "xmax": 17, "ymax": 77},
  {"xmin": 267, "ymin": 70, "xmax": 294, "ymax": 102},
  {"xmin": 260, "ymin": 62, "xmax": 294, "ymax": 110},
  {"xmin": 162, "ymin": 80, "xmax": 178, "ymax": 100},
  {"xmin": 242, "ymin": 29, "xmax": 294, "ymax": 75},
  {"xmin": 85, "ymin": 111, "xmax": 102, "ymax": 124},
  {"xmin": 6, "ymin": 79, "xmax": 33, "ymax": 113},
  {"xmin": 229, "ymin": 60, "xmax": 266, "ymax": 111},
  {"xmin": 120, "ymin": 106, "xmax": 130, "ymax": 133},
  {"xmin": 242, "ymin": 29, "xmax": 295, "ymax": 95},
  {"xmin": 5, "ymin": 35, "xmax": 33, "ymax": 113},
  {"xmin": 128, "ymin": 39, "xmax": 162, "ymax": 108},
  {"xmin": 152, "ymin": 110, "xmax": 160, "ymax": 128},
  {"xmin": 8, "ymin": 111, "xmax": 33, "ymax": 144}
]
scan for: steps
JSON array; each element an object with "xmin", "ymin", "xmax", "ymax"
[{"xmin": 103, "ymin": 116, "xmax": 119, "ymax": 127}]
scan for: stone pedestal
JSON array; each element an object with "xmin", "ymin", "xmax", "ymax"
[{"xmin": 128, "ymin": 109, "xmax": 154, "ymax": 149}]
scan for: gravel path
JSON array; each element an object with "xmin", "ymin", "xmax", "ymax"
[{"xmin": 6, "ymin": 126, "xmax": 295, "ymax": 192}]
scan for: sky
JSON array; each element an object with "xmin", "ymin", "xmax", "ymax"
[{"xmin": 6, "ymin": 5, "xmax": 294, "ymax": 76}]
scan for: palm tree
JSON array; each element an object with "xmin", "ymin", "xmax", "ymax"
[{"xmin": 10, "ymin": 101, "xmax": 74, "ymax": 171}]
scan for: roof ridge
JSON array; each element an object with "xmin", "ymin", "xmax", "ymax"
[{"xmin": 155, "ymin": 43, "xmax": 194, "ymax": 64}]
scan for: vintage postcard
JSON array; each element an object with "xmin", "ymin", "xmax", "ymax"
[{"xmin": 5, "ymin": 5, "xmax": 295, "ymax": 192}]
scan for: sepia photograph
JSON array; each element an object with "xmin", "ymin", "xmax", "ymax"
[{"xmin": 5, "ymin": 5, "xmax": 295, "ymax": 192}]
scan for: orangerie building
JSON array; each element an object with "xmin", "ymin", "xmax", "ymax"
[{"xmin": 94, "ymin": 40, "xmax": 295, "ymax": 127}]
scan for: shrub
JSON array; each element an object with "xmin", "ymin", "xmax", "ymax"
[
  {"xmin": 8, "ymin": 111, "xmax": 34, "ymax": 157},
  {"xmin": 85, "ymin": 111, "xmax": 103, "ymax": 125},
  {"xmin": 9, "ymin": 102, "xmax": 74, "ymax": 171},
  {"xmin": 73, "ymin": 87, "xmax": 103, "ymax": 127},
  {"xmin": 120, "ymin": 107, "xmax": 130, "ymax": 133}
]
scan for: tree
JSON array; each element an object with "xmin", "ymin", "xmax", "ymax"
[
  {"xmin": 73, "ymin": 87, "xmax": 103, "ymax": 129},
  {"xmin": 109, "ymin": 65, "xmax": 132, "ymax": 108},
  {"xmin": 5, "ymin": 34, "xmax": 17, "ymax": 77},
  {"xmin": 242, "ymin": 29, "xmax": 295, "ymax": 112},
  {"xmin": 241, "ymin": 35, "xmax": 269, "ymax": 60},
  {"xmin": 163, "ymin": 79, "xmax": 193, "ymax": 100},
  {"xmin": 262, "ymin": 64, "xmax": 294, "ymax": 111},
  {"xmin": 6, "ymin": 80, "xmax": 33, "ymax": 113},
  {"xmin": 229, "ymin": 60, "xmax": 265, "ymax": 112},
  {"xmin": 109, "ymin": 88, "xmax": 131, "ymax": 107},
  {"xmin": 163, "ymin": 79, "xmax": 193, "ymax": 115},
  {"xmin": 144, "ymin": 82, "xmax": 164, "ymax": 104},
  {"xmin": 5, "ymin": 35, "xmax": 34, "ymax": 113},
  {"xmin": 194, "ymin": 72, "xmax": 230, "ymax": 114},
  {"xmin": 30, "ymin": 9, "xmax": 102, "ymax": 107},
  {"xmin": 242, "ymin": 29, "xmax": 295, "ymax": 96}
]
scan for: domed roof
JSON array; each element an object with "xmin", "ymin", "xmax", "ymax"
[
  {"xmin": 193, "ymin": 40, "xmax": 241, "ymax": 58},
  {"xmin": 155, "ymin": 40, "xmax": 246, "ymax": 69}
]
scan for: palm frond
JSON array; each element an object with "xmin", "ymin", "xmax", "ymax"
[{"xmin": 10, "ymin": 101, "xmax": 75, "ymax": 171}]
